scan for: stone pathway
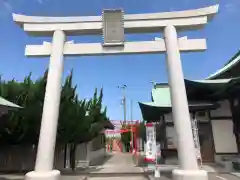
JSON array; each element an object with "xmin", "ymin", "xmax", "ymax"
[
  {"xmin": 82, "ymin": 152, "xmax": 143, "ymax": 174},
  {"xmin": 72, "ymin": 152, "xmax": 240, "ymax": 180},
  {"xmin": 147, "ymin": 173, "xmax": 240, "ymax": 180},
  {"xmin": 86, "ymin": 176, "xmax": 147, "ymax": 180},
  {"xmin": 0, "ymin": 173, "xmax": 87, "ymax": 180},
  {"xmin": 86, "ymin": 152, "xmax": 147, "ymax": 180},
  {"xmin": 101, "ymin": 152, "xmax": 136, "ymax": 168}
]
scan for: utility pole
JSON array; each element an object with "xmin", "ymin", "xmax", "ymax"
[
  {"xmin": 130, "ymin": 99, "xmax": 133, "ymax": 121},
  {"xmin": 130, "ymin": 99, "xmax": 135, "ymax": 153},
  {"xmin": 117, "ymin": 85, "xmax": 127, "ymax": 124}
]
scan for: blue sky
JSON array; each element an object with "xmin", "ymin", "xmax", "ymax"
[{"xmin": 0, "ymin": 0, "xmax": 239, "ymax": 121}]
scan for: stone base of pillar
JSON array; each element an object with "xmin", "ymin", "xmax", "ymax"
[
  {"xmin": 172, "ymin": 169, "xmax": 208, "ymax": 180},
  {"xmin": 154, "ymin": 168, "xmax": 161, "ymax": 178},
  {"xmin": 25, "ymin": 170, "xmax": 60, "ymax": 180}
]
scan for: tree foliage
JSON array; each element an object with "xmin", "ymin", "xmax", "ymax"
[{"xmin": 0, "ymin": 70, "xmax": 112, "ymax": 146}]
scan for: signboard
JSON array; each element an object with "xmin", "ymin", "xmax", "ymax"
[
  {"xmin": 102, "ymin": 9, "xmax": 124, "ymax": 46},
  {"xmin": 145, "ymin": 123, "xmax": 156, "ymax": 162},
  {"xmin": 156, "ymin": 143, "xmax": 161, "ymax": 165}
]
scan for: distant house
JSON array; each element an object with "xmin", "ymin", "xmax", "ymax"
[
  {"xmin": 104, "ymin": 120, "xmax": 139, "ymax": 153},
  {"xmin": 139, "ymin": 50, "xmax": 240, "ymax": 164},
  {"xmin": 105, "ymin": 120, "xmax": 139, "ymax": 138}
]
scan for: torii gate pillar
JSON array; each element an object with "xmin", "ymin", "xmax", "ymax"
[
  {"xmin": 164, "ymin": 25, "xmax": 207, "ymax": 180},
  {"xmin": 25, "ymin": 30, "xmax": 66, "ymax": 180}
]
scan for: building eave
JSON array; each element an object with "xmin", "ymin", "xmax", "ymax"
[
  {"xmin": 206, "ymin": 50, "xmax": 240, "ymax": 80},
  {"xmin": 0, "ymin": 96, "xmax": 22, "ymax": 110},
  {"xmin": 139, "ymin": 101, "xmax": 219, "ymax": 121},
  {"xmin": 139, "ymin": 101, "xmax": 218, "ymax": 109}
]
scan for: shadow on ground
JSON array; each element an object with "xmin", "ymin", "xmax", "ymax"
[
  {"xmin": 0, "ymin": 175, "xmax": 23, "ymax": 180},
  {"xmin": 62, "ymin": 154, "xmax": 113, "ymax": 175},
  {"xmin": 90, "ymin": 154, "xmax": 113, "ymax": 166},
  {"xmin": 0, "ymin": 154, "xmax": 113, "ymax": 177}
]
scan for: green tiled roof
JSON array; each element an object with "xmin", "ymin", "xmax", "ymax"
[
  {"xmin": 192, "ymin": 79, "xmax": 232, "ymax": 84},
  {"xmin": 225, "ymin": 50, "xmax": 240, "ymax": 66},
  {"xmin": 0, "ymin": 96, "xmax": 22, "ymax": 109},
  {"xmin": 139, "ymin": 101, "xmax": 217, "ymax": 109},
  {"xmin": 140, "ymin": 78, "xmax": 235, "ymax": 108},
  {"xmin": 151, "ymin": 86, "xmax": 171, "ymax": 107},
  {"xmin": 143, "ymin": 81, "xmax": 223, "ymax": 108},
  {"xmin": 139, "ymin": 84, "xmax": 219, "ymax": 121},
  {"xmin": 206, "ymin": 50, "xmax": 240, "ymax": 80},
  {"xmin": 139, "ymin": 101, "xmax": 171, "ymax": 108}
]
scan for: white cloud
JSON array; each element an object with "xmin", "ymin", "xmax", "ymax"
[
  {"xmin": 3, "ymin": 1, "xmax": 12, "ymax": 11},
  {"xmin": 183, "ymin": 0, "xmax": 190, "ymax": 5},
  {"xmin": 36, "ymin": 0, "xmax": 49, "ymax": 4},
  {"xmin": 36, "ymin": 0, "xmax": 44, "ymax": 4},
  {"xmin": 224, "ymin": 2, "xmax": 237, "ymax": 13},
  {"xmin": 225, "ymin": 3, "xmax": 233, "ymax": 8}
]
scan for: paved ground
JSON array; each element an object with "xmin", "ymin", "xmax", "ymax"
[
  {"xmin": 148, "ymin": 173, "xmax": 240, "ymax": 180},
  {"xmin": 78, "ymin": 152, "xmax": 143, "ymax": 174},
  {"xmin": 2, "ymin": 172, "xmax": 239, "ymax": 180},
  {"xmin": 84, "ymin": 152, "xmax": 147, "ymax": 180},
  {"xmin": 0, "ymin": 173, "xmax": 87, "ymax": 180},
  {"xmin": 101, "ymin": 152, "xmax": 136, "ymax": 168},
  {"xmin": 83, "ymin": 152, "xmax": 240, "ymax": 180},
  {"xmin": 87, "ymin": 176, "xmax": 147, "ymax": 180},
  {"xmin": 0, "ymin": 152, "xmax": 239, "ymax": 180}
]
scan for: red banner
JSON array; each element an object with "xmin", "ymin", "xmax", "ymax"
[{"xmin": 104, "ymin": 129, "xmax": 130, "ymax": 134}]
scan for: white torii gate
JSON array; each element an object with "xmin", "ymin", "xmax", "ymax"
[{"xmin": 13, "ymin": 5, "xmax": 218, "ymax": 180}]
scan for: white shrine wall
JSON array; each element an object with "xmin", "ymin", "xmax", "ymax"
[
  {"xmin": 210, "ymin": 100, "xmax": 238, "ymax": 154},
  {"xmin": 164, "ymin": 100, "xmax": 238, "ymax": 160}
]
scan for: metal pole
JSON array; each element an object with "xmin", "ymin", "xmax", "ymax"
[
  {"xmin": 117, "ymin": 85, "xmax": 127, "ymax": 124},
  {"xmin": 131, "ymin": 99, "xmax": 133, "ymax": 121},
  {"xmin": 123, "ymin": 90, "xmax": 127, "ymax": 123},
  {"xmin": 130, "ymin": 100, "xmax": 134, "ymax": 152}
]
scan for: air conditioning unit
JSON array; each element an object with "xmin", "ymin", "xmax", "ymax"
[{"xmin": 196, "ymin": 111, "xmax": 206, "ymax": 117}]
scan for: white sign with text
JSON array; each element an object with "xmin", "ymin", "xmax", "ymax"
[{"xmin": 145, "ymin": 124, "xmax": 156, "ymax": 161}]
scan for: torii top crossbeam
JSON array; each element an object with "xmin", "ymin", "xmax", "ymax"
[{"xmin": 12, "ymin": 5, "xmax": 218, "ymax": 36}]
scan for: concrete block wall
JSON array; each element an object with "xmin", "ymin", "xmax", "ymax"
[{"xmin": 74, "ymin": 138, "xmax": 106, "ymax": 168}]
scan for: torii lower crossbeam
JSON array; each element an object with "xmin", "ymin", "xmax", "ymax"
[{"xmin": 25, "ymin": 38, "xmax": 206, "ymax": 57}]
